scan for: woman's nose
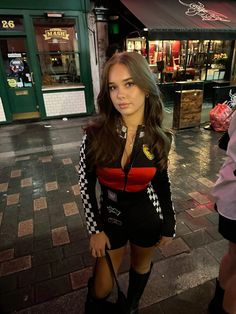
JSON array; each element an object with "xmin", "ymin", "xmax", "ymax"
[{"xmin": 116, "ymin": 87, "xmax": 125, "ymax": 99}]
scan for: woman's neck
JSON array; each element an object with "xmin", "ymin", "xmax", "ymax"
[{"xmin": 122, "ymin": 115, "xmax": 144, "ymax": 130}]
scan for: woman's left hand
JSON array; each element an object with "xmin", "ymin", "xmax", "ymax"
[{"xmin": 155, "ymin": 236, "xmax": 173, "ymax": 247}]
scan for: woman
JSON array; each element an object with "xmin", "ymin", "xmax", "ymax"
[
  {"xmin": 79, "ymin": 51, "xmax": 175, "ymax": 314},
  {"xmin": 209, "ymin": 106, "xmax": 236, "ymax": 314}
]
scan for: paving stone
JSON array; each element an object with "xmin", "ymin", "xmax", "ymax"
[
  {"xmin": 18, "ymin": 219, "xmax": 34, "ymax": 237},
  {"xmin": 21, "ymin": 177, "xmax": 33, "ymax": 188},
  {"xmin": 15, "ymin": 155, "xmax": 30, "ymax": 161},
  {"xmin": 178, "ymin": 212, "xmax": 213, "ymax": 232},
  {"xmin": 0, "ymin": 255, "xmax": 31, "ymax": 277},
  {"xmin": 10, "ymin": 169, "xmax": 22, "ymax": 178},
  {"xmin": 32, "ymin": 247, "xmax": 63, "ymax": 267},
  {"xmin": 63, "ymin": 201, "xmax": 79, "ymax": 216},
  {"xmin": 70, "ymin": 266, "xmax": 92, "ymax": 290},
  {"xmin": 197, "ymin": 177, "xmax": 215, "ymax": 187},
  {"xmin": 182, "ymin": 229, "xmax": 214, "ymax": 249},
  {"xmin": 0, "ymin": 286, "xmax": 34, "ymax": 313},
  {"xmin": 0, "ymin": 182, "xmax": 8, "ymax": 192},
  {"xmin": 206, "ymin": 239, "xmax": 228, "ymax": 263},
  {"xmin": 71, "ymin": 184, "xmax": 80, "ymax": 195},
  {"xmin": 51, "ymin": 254, "xmax": 84, "ymax": 277},
  {"xmin": 138, "ymin": 247, "xmax": 219, "ymax": 308},
  {"xmin": 62, "ymin": 158, "xmax": 73, "ymax": 165},
  {"xmin": 206, "ymin": 226, "xmax": 223, "ymax": 241},
  {"xmin": 6, "ymin": 193, "xmax": 20, "ymax": 205},
  {"xmin": 18, "ymin": 264, "xmax": 51, "ymax": 287},
  {"xmin": 35, "ymin": 275, "xmax": 71, "ymax": 303},
  {"xmin": 52, "ymin": 226, "xmax": 70, "ymax": 246},
  {"xmin": 38, "ymin": 156, "xmax": 53, "ymax": 163},
  {"xmin": 159, "ymin": 238, "xmax": 190, "ymax": 258},
  {"xmin": 175, "ymin": 220, "xmax": 192, "ymax": 237},
  {"xmin": 0, "ymin": 273, "xmax": 17, "ymax": 293},
  {"xmin": 0, "ymin": 248, "xmax": 14, "ymax": 262},
  {"xmin": 33, "ymin": 197, "xmax": 47, "ymax": 211},
  {"xmin": 188, "ymin": 191, "xmax": 210, "ymax": 204},
  {"xmin": 34, "ymin": 236, "xmax": 52, "ymax": 252},
  {"xmin": 15, "ymin": 237, "xmax": 34, "ymax": 257},
  {"xmin": 45, "ymin": 181, "xmax": 58, "ymax": 192},
  {"xmin": 186, "ymin": 206, "xmax": 212, "ymax": 218},
  {"xmin": 63, "ymin": 239, "xmax": 90, "ymax": 258},
  {"xmin": 34, "ymin": 222, "xmax": 50, "ymax": 240}
]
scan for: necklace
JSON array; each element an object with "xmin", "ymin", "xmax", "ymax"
[{"xmin": 128, "ymin": 134, "xmax": 136, "ymax": 147}]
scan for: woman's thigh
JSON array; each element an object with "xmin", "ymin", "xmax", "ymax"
[{"xmin": 94, "ymin": 246, "xmax": 126, "ymax": 297}]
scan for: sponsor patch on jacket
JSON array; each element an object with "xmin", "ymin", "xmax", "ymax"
[{"xmin": 143, "ymin": 144, "xmax": 154, "ymax": 160}]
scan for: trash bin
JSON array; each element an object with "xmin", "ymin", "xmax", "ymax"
[{"xmin": 172, "ymin": 89, "xmax": 203, "ymax": 129}]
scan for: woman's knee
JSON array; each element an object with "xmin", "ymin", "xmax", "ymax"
[{"xmin": 130, "ymin": 244, "xmax": 155, "ymax": 273}]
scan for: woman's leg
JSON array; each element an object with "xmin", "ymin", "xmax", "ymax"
[
  {"xmin": 93, "ymin": 246, "xmax": 126, "ymax": 299},
  {"xmin": 130, "ymin": 243, "xmax": 155, "ymax": 273},
  {"xmin": 220, "ymin": 242, "xmax": 236, "ymax": 314},
  {"xmin": 127, "ymin": 244, "xmax": 155, "ymax": 314}
]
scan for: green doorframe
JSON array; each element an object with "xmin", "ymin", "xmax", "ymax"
[
  {"xmin": 0, "ymin": 48, "xmax": 12, "ymax": 122},
  {"xmin": 0, "ymin": 6, "xmax": 95, "ymax": 121}
]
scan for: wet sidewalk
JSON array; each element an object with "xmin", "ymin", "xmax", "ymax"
[{"xmin": 0, "ymin": 112, "xmax": 228, "ymax": 314}]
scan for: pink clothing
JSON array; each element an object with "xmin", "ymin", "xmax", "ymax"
[{"xmin": 212, "ymin": 111, "xmax": 236, "ymax": 220}]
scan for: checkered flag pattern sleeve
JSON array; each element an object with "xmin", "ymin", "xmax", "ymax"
[
  {"xmin": 151, "ymin": 169, "xmax": 176, "ymax": 237},
  {"xmin": 79, "ymin": 133, "xmax": 102, "ymax": 234},
  {"xmin": 147, "ymin": 184, "xmax": 163, "ymax": 219}
]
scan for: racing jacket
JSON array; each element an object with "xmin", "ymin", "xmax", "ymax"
[{"xmin": 79, "ymin": 124, "xmax": 176, "ymax": 237}]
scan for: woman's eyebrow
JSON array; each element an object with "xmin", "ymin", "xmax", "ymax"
[{"xmin": 108, "ymin": 77, "xmax": 133, "ymax": 85}]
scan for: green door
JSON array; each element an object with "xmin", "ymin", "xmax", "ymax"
[{"xmin": 0, "ymin": 37, "xmax": 39, "ymax": 120}]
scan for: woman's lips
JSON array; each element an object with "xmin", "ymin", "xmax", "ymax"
[{"xmin": 118, "ymin": 103, "xmax": 129, "ymax": 109}]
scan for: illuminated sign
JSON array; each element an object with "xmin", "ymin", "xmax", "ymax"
[
  {"xmin": 179, "ymin": 0, "xmax": 231, "ymax": 22},
  {"xmin": 43, "ymin": 28, "xmax": 69, "ymax": 40}
]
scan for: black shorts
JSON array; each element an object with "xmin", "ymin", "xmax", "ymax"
[
  {"xmin": 100, "ymin": 186, "xmax": 163, "ymax": 249},
  {"xmin": 219, "ymin": 213, "xmax": 236, "ymax": 244}
]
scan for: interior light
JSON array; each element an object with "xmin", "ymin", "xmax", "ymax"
[{"xmin": 46, "ymin": 12, "xmax": 64, "ymax": 18}]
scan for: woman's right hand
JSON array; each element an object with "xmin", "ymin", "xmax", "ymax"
[{"xmin": 90, "ymin": 231, "xmax": 111, "ymax": 258}]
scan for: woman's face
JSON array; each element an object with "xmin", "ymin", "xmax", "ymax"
[{"xmin": 108, "ymin": 63, "xmax": 146, "ymax": 120}]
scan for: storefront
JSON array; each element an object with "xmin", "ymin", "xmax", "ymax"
[
  {"xmin": 120, "ymin": 0, "xmax": 236, "ymax": 104},
  {"xmin": 0, "ymin": 0, "xmax": 94, "ymax": 123}
]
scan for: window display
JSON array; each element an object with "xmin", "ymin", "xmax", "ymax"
[
  {"xmin": 33, "ymin": 18, "xmax": 81, "ymax": 87},
  {"xmin": 147, "ymin": 39, "xmax": 232, "ymax": 83}
]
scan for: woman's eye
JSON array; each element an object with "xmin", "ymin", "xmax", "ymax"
[
  {"xmin": 126, "ymin": 82, "xmax": 134, "ymax": 87},
  {"xmin": 109, "ymin": 85, "xmax": 116, "ymax": 91}
]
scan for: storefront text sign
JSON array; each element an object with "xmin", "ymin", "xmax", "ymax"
[
  {"xmin": 43, "ymin": 28, "xmax": 70, "ymax": 41},
  {"xmin": 179, "ymin": 0, "xmax": 231, "ymax": 22}
]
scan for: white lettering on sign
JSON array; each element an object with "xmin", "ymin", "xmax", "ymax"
[{"xmin": 179, "ymin": 0, "xmax": 231, "ymax": 22}]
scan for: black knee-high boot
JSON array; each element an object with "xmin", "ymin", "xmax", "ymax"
[
  {"xmin": 208, "ymin": 279, "xmax": 228, "ymax": 314},
  {"xmin": 127, "ymin": 263, "xmax": 153, "ymax": 314}
]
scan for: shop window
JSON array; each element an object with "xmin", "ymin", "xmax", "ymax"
[
  {"xmin": 147, "ymin": 39, "xmax": 232, "ymax": 83},
  {"xmin": 33, "ymin": 18, "xmax": 81, "ymax": 87}
]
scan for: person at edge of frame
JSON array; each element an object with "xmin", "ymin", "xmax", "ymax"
[
  {"xmin": 209, "ymin": 105, "xmax": 236, "ymax": 314},
  {"xmin": 78, "ymin": 51, "xmax": 176, "ymax": 314}
]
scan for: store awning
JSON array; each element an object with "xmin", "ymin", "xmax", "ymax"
[{"xmin": 121, "ymin": 0, "xmax": 236, "ymax": 39}]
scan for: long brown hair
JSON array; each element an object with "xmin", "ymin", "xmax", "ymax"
[{"xmin": 85, "ymin": 51, "xmax": 172, "ymax": 170}]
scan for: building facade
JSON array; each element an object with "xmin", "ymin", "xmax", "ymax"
[{"xmin": 0, "ymin": 0, "xmax": 96, "ymax": 123}]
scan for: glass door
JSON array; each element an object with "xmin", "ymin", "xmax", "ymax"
[{"xmin": 0, "ymin": 37, "xmax": 39, "ymax": 119}]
